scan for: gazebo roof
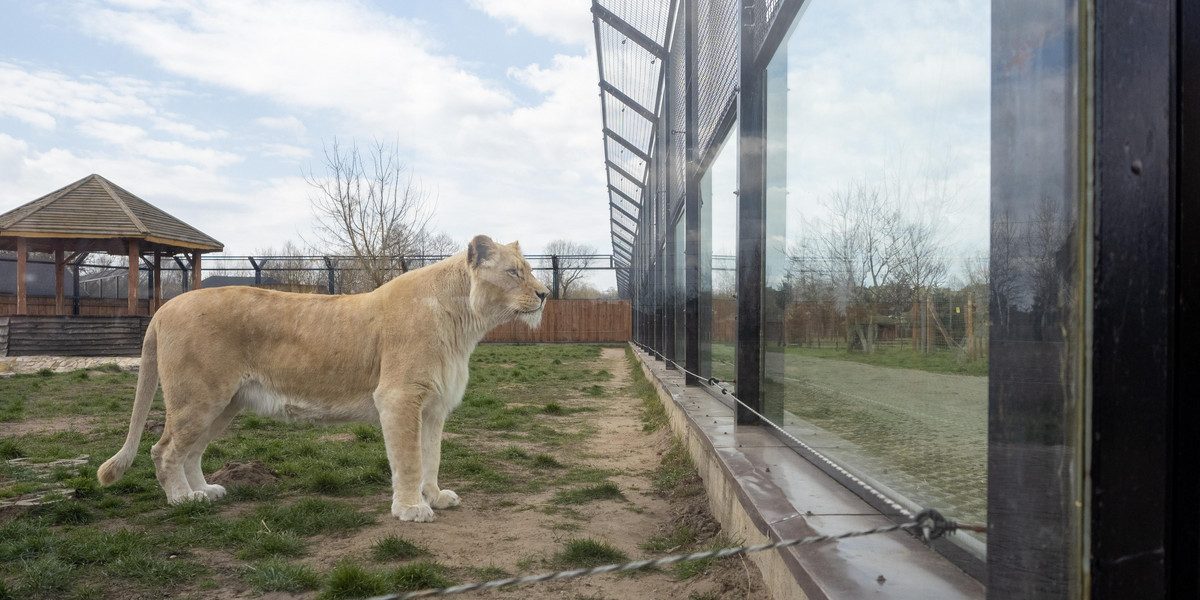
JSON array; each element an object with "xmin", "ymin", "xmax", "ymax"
[{"xmin": 0, "ymin": 174, "xmax": 223, "ymax": 253}]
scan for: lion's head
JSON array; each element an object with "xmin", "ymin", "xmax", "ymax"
[{"xmin": 467, "ymin": 235, "xmax": 550, "ymax": 328}]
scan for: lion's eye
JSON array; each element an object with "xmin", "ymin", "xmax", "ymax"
[{"xmin": 507, "ymin": 269, "xmax": 520, "ymax": 278}]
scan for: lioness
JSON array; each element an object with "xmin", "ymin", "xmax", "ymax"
[{"xmin": 98, "ymin": 235, "xmax": 549, "ymax": 522}]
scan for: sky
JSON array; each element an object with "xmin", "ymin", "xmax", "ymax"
[{"xmin": 0, "ymin": 0, "xmax": 617, "ymax": 289}]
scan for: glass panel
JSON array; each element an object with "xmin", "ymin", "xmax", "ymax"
[
  {"xmin": 763, "ymin": 0, "xmax": 992, "ymax": 551},
  {"xmin": 674, "ymin": 211, "xmax": 687, "ymax": 363},
  {"xmin": 988, "ymin": 0, "xmax": 1086, "ymax": 595},
  {"xmin": 702, "ymin": 126, "xmax": 738, "ymax": 391}
]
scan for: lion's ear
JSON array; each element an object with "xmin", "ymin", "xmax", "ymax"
[
  {"xmin": 507, "ymin": 241, "xmax": 521, "ymax": 253},
  {"xmin": 468, "ymin": 235, "xmax": 497, "ymax": 268}
]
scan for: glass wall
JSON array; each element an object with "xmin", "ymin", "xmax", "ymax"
[
  {"xmin": 761, "ymin": 0, "xmax": 993, "ymax": 548},
  {"xmin": 702, "ymin": 128, "xmax": 738, "ymax": 390},
  {"xmin": 617, "ymin": 0, "xmax": 1115, "ymax": 592}
]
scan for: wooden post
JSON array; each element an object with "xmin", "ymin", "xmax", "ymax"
[
  {"xmin": 127, "ymin": 239, "xmax": 140, "ymax": 316},
  {"xmin": 55, "ymin": 246, "xmax": 66, "ymax": 315},
  {"xmin": 153, "ymin": 251, "xmax": 162, "ymax": 313},
  {"xmin": 911, "ymin": 300, "xmax": 920, "ymax": 350},
  {"xmin": 966, "ymin": 293, "xmax": 976, "ymax": 360},
  {"xmin": 191, "ymin": 251, "xmax": 202, "ymax": 290},
  {"xmin": 924, "ymin": 295, "xmax": 933, "ymax": 353},
  {"xmin": 15, "ymin": 237, "xmax": 27, "ymax": 315}
]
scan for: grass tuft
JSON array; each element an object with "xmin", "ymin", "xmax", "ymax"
[
  {"xmin": 235, "ymin": 531, "xmax": 307, "ymax": 560},
  {"xmin": 556, "ymin": 538, "xmax": 629, "ymax": 568},
  {"xmin": 321, "ymin": 562, "xmax": 387, "ymax": 600},
  {"xmin": 552, "ymin": 482, "xmax": 624, "ymax": 505},
  {"xmin": 627, "ymin": 348, "xmax": 668, "ymax": 432},
  {"xmin": 45, "ymin": 500, "xmax": 96, "ymax": 525},
  {"xmin": 243, "ymin": 559, "xmax": 322, "ymax": 592},
  {"xmin": 542, "ymin": 402, "xmax": 565, "ymax": 415},
  {"xmin": 531, "ymin": 454, "xmax": 564, "ymax": 469},
  {"xmin": 642, "ymin": 525, "xmax": 697, "ymax": 553},
  {"xmin": 654, "ymin": 438, "xmax": 700, "ymax": 498},
  {"xmin": 352, "ymin": 424, "xmax": 382, "ymax": 442},
  {"xmin": 0, "ymin": 438, "xmax": 25, "ymax": 460},
  {"xmin": 371, "ymin": 534, "xmax": 427, "ymax": 562},
  {"xmin": 387, "ymin": 561, "xmax": 455, "ymax": 591}
]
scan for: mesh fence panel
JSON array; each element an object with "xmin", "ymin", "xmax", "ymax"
[
  {"xmin": 667, "ymin": 15, "xmax": 687, "ymax": 212},
  {"xmin": 696, "ymin": 0, "xmax": 739, "ymax": 157}
]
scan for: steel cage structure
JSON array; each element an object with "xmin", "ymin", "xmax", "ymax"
[{"xmin": 595, "ymin": 0, "xmax": 1199, "ymax": 598}]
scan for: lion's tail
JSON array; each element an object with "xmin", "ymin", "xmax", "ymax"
[{"xmin": 98, "ymin": 322, "xmax": 160, "ymax": 486}]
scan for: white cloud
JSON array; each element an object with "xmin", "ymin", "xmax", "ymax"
[
  {"xmin": 468, "ymin": 0, "xmax": 594, "ymax": 46},
  {"xmin": 69, "ymin": 0, "xmax": 612, "ymax": 254},
  {"xmin": 0, "ymin": 61, "xmax": 159, "ymax": 129},
  {"xmin": 151, "ymin": 116, "xmax": 227, "ymax": 141},
  {"xmin": 256, "ymin": 115, "xmax": 307, "ymax": 136},
  {"xmin": 75, "ymin": 1, "xmax": 515, "ymax": 140},
  {"xmin": 2, "ymin": 2, "xmax": 615, "ymax": 267},
  {"xmin": 257, "ymin": 142, "xmax": 310, "ymax": 160}
]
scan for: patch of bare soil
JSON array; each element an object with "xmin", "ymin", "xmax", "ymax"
[
  {"xmin": 208, "ymin": 460, "xmax": 280, "ymax": 487},
  {"xmin": 0, "ymin": 415, "xmax": 97, "ymax": 437}
]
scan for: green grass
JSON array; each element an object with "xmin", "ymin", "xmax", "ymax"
[
  {"xmin": 371, "ymin": 534, "xmax": 427, "ymax": 562},
  {"xmin": 626, "ymin": 347, "xmax": 668, "ymax": 432},
  {"xmin": 243, "ymin": 559, "xmax": 322, "ymax": 592},
  {"xmin": 321, "ymin": 562, "xmax": 388, "ymax": 600},
  {"xmin": 387, "ymin": 562, "xmax": 455, "ymax": 592},
  {"xmin": 555, "ymin": 538, "xmax": 629, "ymax": 568},
  {"xmin": 672, "ymin": 535, "xmax": 737, "ymax": 580},
  {"xmin": 642, "ymin": 525, "xmax": 697, "ymax": 553},
  {"xmin": 235, "ymin": 531, "xmax": 306, "ymax": 560},
  {"xmin": 319, "ymin": 560, "xmax": 455, "ymax": 599},
  {"xmin": 0, "ymin": 345, "xmax": 621, "ymax": 598},
  {"xmin": 788, "ymin": 345, "xmax": 987, "ymax": 377},
  {"xmin": 654, "ymin": 439, "xmax": 701, "ymax": 498},
  {"xmin": 551, "ymin": 482, "xmax": 624, "ymax": 505}
]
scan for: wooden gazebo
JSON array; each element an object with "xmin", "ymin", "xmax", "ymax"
[{"xmin": 0, "ymin": 174, "xmax": 223, "ymax": 317}]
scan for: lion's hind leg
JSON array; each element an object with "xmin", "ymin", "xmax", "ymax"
[
  {"xmin": 152, "ymin": 385, "xmax": 238, "ymax": 505},
  {"xmin": 182, "ymin": 400, "xmax": 242, "ymax": 501}
]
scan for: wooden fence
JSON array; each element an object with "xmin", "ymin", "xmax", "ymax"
[
  {"xmin": 0, "ymin": 296, "xmax": 630, "ymax": 355},
  {"xmin": 1, "ymin": 315, "xmax": 151, "ymax": 357},
  {"xmin": 483, "ymin": 300, "xmax": 631, "ymax": 343}
]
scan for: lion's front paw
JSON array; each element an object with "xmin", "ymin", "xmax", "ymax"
[
  {"xmin": 431, "ymin": 489, "xmax": 460, "ymax": 509},
  {"xmin": 392, "ymin": 501, "xmax": 435, "ymax": 522},
  {"xmin": 201, "ymin": 483, "xmax": 227, "ymax": 500}
]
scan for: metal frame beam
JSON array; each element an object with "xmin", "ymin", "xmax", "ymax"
[
  {"xmin": 611, "ymin": 216, "xmax": 637, "ymax": 239},
  {"xmin": 604, "ymin": 127, "xmax": 652, "ymax": 163},
  {"xmin": 607, "ymin": 160, "xmax": 645, "ymax": 188},
  {"xmin": 591, "ymin": 2, "xmax": 667, "ymax": 61},
  {"xmin": 610, "ymin": 200, "xmax": 639, "ymax": 225},
  {"xmin": 609, "ymin": 184, "xmax": 644, "ymax": 211},
  {"xmin": 601, "ymin": 81, "xmax": 657, "ymax": 122},
  {"xmin": 612, "ymin": 230, "xmax": 634, "ymax": 249}
]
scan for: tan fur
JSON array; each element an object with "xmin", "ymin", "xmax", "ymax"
[{"xmin": 97, "ymin": 236, "xmax": 549, "ymax": 522}]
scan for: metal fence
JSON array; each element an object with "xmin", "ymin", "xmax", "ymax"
[{"xmin": 0, "ymin": 253, "xmax": 623, "ymax": 306}]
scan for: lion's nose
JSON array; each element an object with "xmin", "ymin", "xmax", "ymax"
[{"xmin": 536, "ymin": 290, "xmax": 548, "ymax": 301}]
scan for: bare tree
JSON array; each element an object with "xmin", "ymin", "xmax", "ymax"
[
  {"xmin": 539, "ymin": 239, "xmax": 598, "ymax": 299},
  {"xmin": 819, "ymin": 180, "xmax": 904, "ymax": 353},
  {"xmin": 306, "ymin": 138, "xmax": 434, "ymax": 289},
  {"xmin": 253, "ymin": 240, "xmax": 326, "ymax": 289}
]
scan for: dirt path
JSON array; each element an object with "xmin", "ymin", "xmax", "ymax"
[{"xmin": 224, "ymin": 347, "xmax": 768, "ymax": 600}]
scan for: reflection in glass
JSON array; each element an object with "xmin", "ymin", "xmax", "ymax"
[
  {"xmin": 763, "ymin": 0, "xmax": 991, "ymax": 546},
  {"xmin": 703, "ymin": 130, "xmax": 738, "ymax": 391}
]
